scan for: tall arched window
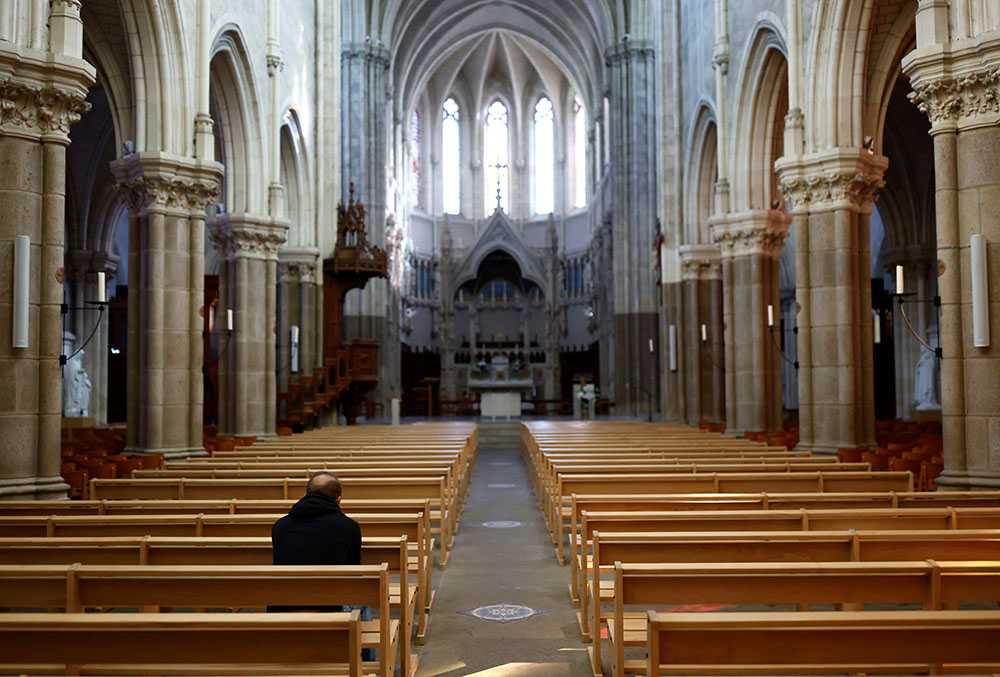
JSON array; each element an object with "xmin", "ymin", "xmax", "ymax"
[
  {"xmin": 484, "ymin": 100, "xmax": 509, "ymax": 215},
  {"xmin": 573, "ymin": 98, "xmax": 587, "ymax": 208},
  {"xmin": 442, "ymin": 97, "xmax": 461, "ymax": 214},
  {"xmin": 410, "ymin": 106, "xmax": 421, "ymax": 210},
  {"xmin": 534, "ymin": 97, "xmax": 554, "ymax": 214}
]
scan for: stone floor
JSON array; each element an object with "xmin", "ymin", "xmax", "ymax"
[{"xmin": 413, "ymin": 446, "xmax": 592, "ymax": 676}]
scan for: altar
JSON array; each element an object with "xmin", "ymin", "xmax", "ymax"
[{"xmin": 467, "ymin": 356, "xmax": 532, "ymax": 420}]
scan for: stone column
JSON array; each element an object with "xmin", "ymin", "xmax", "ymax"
[
  {"xmin": 210, "ymin": 215, "xmax": 287, "ymax": 439},
  {"xmin": 711, "ymin": 214, "xmax": 788, "ymax": 434},
  {"xmin": 277, "ymin": 251, "xmax": 319, "ymax": 391},
  {"xmin": 114, "ymin": 155, "xmax": 221, "ymax": 456},
  {"xmin": 0, "ymin": 0, "xmax": 93, "ymax": 498},
  {"xmin": 341, "ymin": 42, "xmax": 392, "ymax": 404},
  {"xmin": 606, "ymin": 40, "xmax": 659, "ymax": 415},
  {"xmin": 904, "ymin": 8, "xmax": 1000, "ymax": 487},
  {"xmin": 669, "ymin": 245, "xmax": 725, "ymax": 426},
  {"xmin": 544, "ymin": 220, "xmax": 562, "ymax": 399},
  {"xmin": 438, "ymin": 226, "xmax": 456, "ymax": 400},
  {"xmin": 777, "ymin": 152, "xmax": 886, "ymax": 453}
]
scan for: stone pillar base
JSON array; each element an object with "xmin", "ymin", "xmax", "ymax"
[{"xmin": 0, "ymin": 476, "xmax": 70, "ymax": 501}]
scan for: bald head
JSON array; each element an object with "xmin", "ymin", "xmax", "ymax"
[{"xmin": 306, "ymin": 472, "xmax": 342, "ymax": 500}]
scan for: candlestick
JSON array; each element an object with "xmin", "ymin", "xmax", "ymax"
[
  {"xmin": 700, "ymin": 323, "xmax": 707, "ymax": 343},
  {"xmin": 873, "ymin": 311, "xmax": 881, "ymax": 345},
  {"xmin": 648, "ymin": 338, "xmax": 654, "ymax": 353},
  {"xmin": 97, "ymin": 271, "xmax": 106, "ymax": 304},
  {"xmin": 227, "ymin": 309, "xmax": 233, "ymax": 332},
  {"xmin": 895, "ymin": 265, "xmax": 904, "ymax": 294},
  {"xmin": 767, "ymin": 304, "xmax": 774, "ymax": 327}
]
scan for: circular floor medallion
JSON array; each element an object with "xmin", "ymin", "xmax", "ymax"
[
  {"xmin": 457, "ymin": 603, "xmax": 549, "ymax": 624},
  {"xmin": 482, "ymin": 520, "xmax": 522, "ymax": 528},
  {"xmin": 487, "ymin": 483, "xmax": 517, "ymax": 488}
]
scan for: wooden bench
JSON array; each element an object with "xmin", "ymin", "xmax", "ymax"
[
  {"xmin": 89, "ymin": 476, "xmax": 457, "ymax": 568},
  {"xmin": 645, "ymin": 609, "xmax": 1000, "ymax": 675},
  {"xmin": 569, "ymin": 505, "xmax": 1000, "ymax": 609},
  {"xmin": 0, "ymin": 511, "xmax": 435, "ymax": 644},
  {"xmin": 0, "ymin": 535, "xmax": 417, "ymax": 661},
  {"xmin": 564, "ymin": 490, "xmax": 1000, "ymax": 597},
  {"xmin": 547, "ymin": 471, "xmax": 915, "ymax": 563},
  {"xmin": 0, "ymin": 611, "xmax": 365, "ymax": 676},
  {"xmin": 0, "ymin": 563, "xmax": 408, "ymax": 677},
  {"xmin": 582, "ymin": 528, "xmax": 1000, "ymax": 651},
  {"xmin": 606, "ymin": 561, "xmax": 1000, "ymax": 677}
]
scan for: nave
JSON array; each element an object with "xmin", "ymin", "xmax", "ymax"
[{"xmin": 4, "ymin": 420, "xmax": 1000, "ymax": 675}]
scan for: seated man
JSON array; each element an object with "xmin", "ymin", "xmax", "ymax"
[{"xmin": 271, "ymin": 472, "xmax": 374, "ymax": 660}]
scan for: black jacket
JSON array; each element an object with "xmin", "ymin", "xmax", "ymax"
[{"xmin": 271, "ymin": 492, "xmax": 362, "ymax": 565}]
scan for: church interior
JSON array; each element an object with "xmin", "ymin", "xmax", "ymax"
[{"xmin": 2, "ymin": 0, "xmax": 1000, "ymax": 674}]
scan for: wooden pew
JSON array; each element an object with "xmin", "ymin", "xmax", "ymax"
[
  {"xmin": 547, "ymin": 471, "xmax": 915, "ymax": 563},
  {"xmin": 645, "ymin": 610, "xmax": 1000, "ymax": 675},
  {"xmin": 0, "ymin": 535, "xmax": 417, "ymax": 663},
  {"xmin": 607, "ymin": 561, "xmax": 1000, "ymax": 677},
  {"xmin": 582, "ymin": 528, "xmax": 1000, "ymax": 657},
  {"xmin": 0, "ymin": 511, "xmax": 435, "ymax": 645},
  {"xmin": 0, "ymin": 563, "xmax": 407, "ymax": 677},
  {"xmin": 0, "ymin": 512, "xmax": 435, "ymax": 644},
  {"xmin": 89, "ymin": 476, "xmax": 457, "ymax": 568},
  {"xmin": 569, "ymin": 505, "xmax": 1000, "ymax": 608},
  {"xmin": 564, "ymin": 491, "xmax": 1000, "ymax": 598},
  {"xmin": 0, "ymin": 611, "xmax": 364, "ymax": 676}
]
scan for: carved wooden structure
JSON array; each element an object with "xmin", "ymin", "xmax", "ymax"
[{"xmin": 277, "ymin": 185, "xmax": 387, "ymax": 427}]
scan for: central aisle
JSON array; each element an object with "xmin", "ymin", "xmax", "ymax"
[{"xmin": 414, "ymin": 446, "xmax": 592, "ymax": 676}]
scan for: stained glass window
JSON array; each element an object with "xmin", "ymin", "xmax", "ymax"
[
  {"xmin": 442, "ymin": 98, "xmax": 460, "ymax": 214},
  {"xmin": 534, "ymin": 97, "xmax": 554, "ymax": 214},
  {"xmin": 574, "ymin": 98, "xmax": 587, "ymax": 208},
  {"xmin": 484, "ymin": 100, "xmax": 509, "ymax": 215},
  {"xmin": 410, "ymin": 107, "xmax": 421, "ymax": 209}
]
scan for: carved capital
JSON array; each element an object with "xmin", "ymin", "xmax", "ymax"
[
  {"xmin": 0, "ymin": 77, "xmax": 90, "ymax": 139},
  {"xmin": 908, "ymin": 65, "xmax": 1000, "ymax": 125},
  {"xmin": 210, "ymin": 217, "xmax": 288, "ymax": 261},
  {"xmin": 678, "ymin": 244, "xmax": 723, "ymax": 281},
  {"xmin": 116, "ymin": 176, "xmax": 220, "ymax": 214},
  {"xmin": 279, "ymin": 261, "xmax": 315, "ymax": 283},
  {"xmin": 779, "ymin": 172, "xmax": 885, "ymax": 210},
  {"xmin": 711, "ymin": 217, "xmax": 788, "ymax": 258},
  {"xmin": 266, "ymin": 54, "xmax": 284, "ymax": 77}
]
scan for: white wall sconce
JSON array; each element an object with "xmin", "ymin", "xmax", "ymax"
[
  {"xmin": 12, "ymin": 235, "xmax": 29, "ymax": 348},
  {"xmin": 290, "ymin": 324, "xmax": 300, "ymax": 373},
  {"xmin": 668, "ymin": 324, "xmax": 677, "ymax": 372},
  {"xmin": 971, "ymin": 234, "xmax": 990, "ymax": 348}
]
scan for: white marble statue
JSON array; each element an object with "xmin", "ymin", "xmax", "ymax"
[
  {"xmin": 62, "ymin": 331, "xmax": 92, "ymax": 417},
  {"xmin": 913, "ymin": 325, "xmax": 941, "ymax": 411}
]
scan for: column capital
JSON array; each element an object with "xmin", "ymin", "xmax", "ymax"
[
  {"xmin": 0, "ymin": 42, "xmax": 94, "ymax": 143},
  {"xmin": 278, "ymin": 248, "xmax": 319, "ymax": 283},
  {"xmin": 209, "ymin": 213, "xmax": 288, "ymax": 261},
  {"xmin": 112, "ymin": 152, "xmax": 223, "ymax": 215},
  {"xmin": 903, "ymin": 38, "xmax": 1000, "ymax": 131},
  {"xmin": 776, "ymin": 148, "xmax": 888, "ymax": 212},
  {"xmin": 678, "ymin": 244, "xmax": 722, "ymax": 281},
  {"xmin": 604, "ymin": 40, "xmax": 655, "ymax": 66},
  {"xmin": 710, "ymin": 210, "xmax": 790, "ymax": 258},
  {"xmin": 341, "ymin": 42, "xmax": 390, "ymax": 68}
]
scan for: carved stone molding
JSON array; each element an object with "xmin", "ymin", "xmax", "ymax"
[
  {"xmin": 279, "ymin": 261, "xmax": 315, "ymax": 284},
  {"xmin": 779, "ymin": 172, "xmax": 885, "ymax": 210},
  {"xmin": 342, "ymin": 43, "xmax": 390, "ymax": 68},
  {"xmin": 266, "ymin": 55, "xmax": 284, "ymax": 77},
  {"xmin": 116, "ymin": 176, "xmax": 220, "ymax": 214},
  {"xmin": 907, "ymin": 65, "xmax": 1000, "ymax": 125},
  {"xmin": 0, "ymin": 76, "xmax": 90, "ymax": 138},
  {"xmin": 605, "ymin": 41, "xmax": 654, "ymax": 66},
  {"xmin": 678, "ymin": 244, "xmax": 723, "ymax": 281},
  {"xmin": 711, "ymin": 221, "xmax": 788, "ymax": 258},
  {"xmin": 210, "ymin": 222, "xmax": 287, "ymax": 261}
]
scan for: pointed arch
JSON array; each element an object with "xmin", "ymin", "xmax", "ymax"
[
  {"xmin": 731, "ymin": 22, "xmax": 788, "ymax": 212},
  {"xmin": 210, "ymin": 26, "xmax": 267, "ymax": 214},
  {"xmin": 280, "ymin": 109, "xmax": 313, "ymax": 249},
  {"xmin": 684, "ymin": 104, "xmax": 718, "ymax": 246}
]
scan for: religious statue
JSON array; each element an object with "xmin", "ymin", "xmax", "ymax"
[
  {"xmin": 62, "ymin": 331, "xmax": 92, "ymax": 418},
  {"xmin": 913, "ymin": 325, "xmax": 941, "ymax": 411}
]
